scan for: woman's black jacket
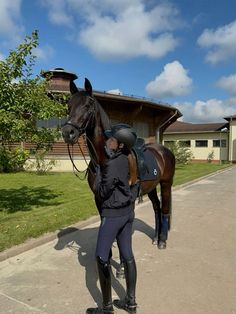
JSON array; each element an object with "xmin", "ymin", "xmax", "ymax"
[{"xmin": 94, "ymin": 152, "xmax": 133, "ymax": 217}]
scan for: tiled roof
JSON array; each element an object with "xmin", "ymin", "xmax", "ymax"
[{"xmin": 165, "ymin": 121, "xmax": 229, "ymax": 133}]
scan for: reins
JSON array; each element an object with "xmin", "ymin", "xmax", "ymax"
[
  {"xmin": 67, "ymin": 142, "xmax": 87, "ymax": 180},
  {"xmin": 67, "ymin": 134, "xmax": 101, "ymax": 180}
]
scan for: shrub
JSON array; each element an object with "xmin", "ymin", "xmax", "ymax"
[
  {"xmin": 207, "ymin": 151, "xmax": 215, "ymax": 163},
  {"xmin": 165, "ymin": 141, "xmax": 193, "ymax": 165},
  {"xmin": 0, "ymin": 146, "xmax": 29, "ymax": 172},
  {"xmin": 26, "ymin": 150, "xmax": 56, "ymax": 174}
]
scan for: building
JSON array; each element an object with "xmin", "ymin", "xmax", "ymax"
[
  {"xmin": 163, "ymin": 116, "xmax": 236, "ymax": 163},
  {"xmin": 37, "ymin": 68, "xmax": 182, "ymax": 171}
]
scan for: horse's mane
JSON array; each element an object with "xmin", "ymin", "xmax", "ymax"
[{"xmin": 95, "ymin": 100, "xmax": 111, "ymax": 131}]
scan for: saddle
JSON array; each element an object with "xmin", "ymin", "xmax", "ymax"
[{"xmin": 127, "ymin": 138, "xmax": 158, "ymax": 186}]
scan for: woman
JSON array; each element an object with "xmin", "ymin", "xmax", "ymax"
[{"xmin": 86, "ymin": 124, "xmax": 138, "ymax": 314}]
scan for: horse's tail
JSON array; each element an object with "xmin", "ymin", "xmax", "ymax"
[{"xmin": 127, "ymin": 151, "xmax": 138, "ymax": 186}]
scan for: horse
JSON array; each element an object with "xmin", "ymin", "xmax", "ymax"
[{"xmin": 61, "ymin": 78, "xmax": 175, "ymax": 252}]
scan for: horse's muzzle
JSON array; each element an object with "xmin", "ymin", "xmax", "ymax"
[{"xmin": 61, "ymin": 124, "xmax": 80, "ymax": 144}]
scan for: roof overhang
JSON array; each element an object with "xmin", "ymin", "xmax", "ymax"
[
  {"xmin": 224, "ymin": 115, "xmax": 236, "ymax": 121},
  {"xmin": 93, "ymin": 91, "xmax": 182, "ymax": 131},
  {"xmin": 41, "ymin": 68, "xmax": 182, "ymax": 130}
]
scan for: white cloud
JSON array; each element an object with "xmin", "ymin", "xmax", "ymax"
[
  {"xmin": 0, "ymin": 0, "xmax": 24, "ymax": 44},
  {"xmin": 42, "ymin": 0, "xmax": 182, "ymax": 60},
  {"xmin": 41, "ymin": 0, "xmax": 72, "ymax": 27},
  {"xmin": 106, "ymin": 89, "xmax": 123, "ymax": 95},
  {"xmin": 145, "ymin": 60, "xmax": 192, "ymax": 99},
  {"xmin": 33, "ymin": 45, "xmax": 54, "ymax": 62},
  {"xmin": 174, "ymin": 98, "xmax": 236, "ymax": 123},
  {"xmin": 197, "ymin": 20, "xmax": 236, "ymax": 64},
  {"xmin": 216, "ymin": 74, "xmax": 236, "ymax": 96}
]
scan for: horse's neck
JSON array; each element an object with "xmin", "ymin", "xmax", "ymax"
[{"xmin": 86, "ymin": 103, "xmax": 109, "ymax": 165}]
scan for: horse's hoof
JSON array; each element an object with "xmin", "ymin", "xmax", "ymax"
[
  {"xmin": 158, "ymin": 240, "xmax": 167, "ymax": 249},
  {"xmin": 152, "ymin": 238, "xmax": 158, "ymax": 245}
]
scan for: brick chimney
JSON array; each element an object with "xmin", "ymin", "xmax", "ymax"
[{"xmin": 41, "ymin": 68, "xmax": 78, "ymax": 93}]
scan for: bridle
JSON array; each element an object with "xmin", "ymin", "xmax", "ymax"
[
  {"xmin": 64, "ymin": 95, "xmax": 96, "ymax": 134},
  {"xmin": 63, "ymin": 97, "xmax": 100, "ymax": 179}
]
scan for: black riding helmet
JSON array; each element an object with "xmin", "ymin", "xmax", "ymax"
[{"xmin": 104, "ymin": 123, "xmax": 137, "ymax": 149}]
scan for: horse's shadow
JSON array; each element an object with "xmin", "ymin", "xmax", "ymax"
[
  {"xmin": 133, "ymin": 217, "xmax": 154, "ymax": 239},
  {"xmin": 54, "ymin": 217, "xmax": 154, "ymax": 306}
]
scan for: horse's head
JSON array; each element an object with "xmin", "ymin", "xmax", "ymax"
[{"xmin": 62, "ymin": 78, "xmax": 96, "ymax": 144}]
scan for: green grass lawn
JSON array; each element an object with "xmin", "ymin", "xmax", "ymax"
[
  {"xmin": 0, "ymin": 163, "xmax": 230, "ymax": 252},
  {"xmin": 0, "ymin": 172, "xmax": 97, "ymax": 252},
  {"xmin": 173, "ymin": 162, "xmax": 230, "ymax": 187}
]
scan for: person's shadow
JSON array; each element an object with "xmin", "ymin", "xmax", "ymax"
[
  {"xmin": 54, "ymin": 217, "xmax": 155, "ymax": 306},
  {"xmin": 54, "ymin": 225, "xmax": 125, "ymax": 306}
]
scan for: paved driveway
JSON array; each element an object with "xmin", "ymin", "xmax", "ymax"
[{"xmin": 0, "ymin": 167, "xmax": 236, "ymax": 314}]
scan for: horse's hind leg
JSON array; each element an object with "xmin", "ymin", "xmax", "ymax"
[
  {"xmin": 148, "ymin": 189, "xmax": 161, "ymax": 246},
  {"xmin": 158, "ymin": 181, "xmax": 172, "ymax": 249}
]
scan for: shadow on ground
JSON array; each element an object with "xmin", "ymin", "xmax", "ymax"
[
  {"xmin": 0, "ymin": 186, "xmax": 61, "ymax": 213},
  {"xmin": 54, "ymin": 217, "xmax": 155, "ymax": 306}
]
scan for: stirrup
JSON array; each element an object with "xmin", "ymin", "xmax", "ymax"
[{"xmin": 113, "ymin": 298, "xmax": 137, "ymax": 313}]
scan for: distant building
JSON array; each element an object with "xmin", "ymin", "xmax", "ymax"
[
  {"xmin": 37, "ymin": 68, "xmax": 182, "ymax": 171},
  {"xmin": 163, "ymin": 115, "xmax": 236, "ymax": 163}
]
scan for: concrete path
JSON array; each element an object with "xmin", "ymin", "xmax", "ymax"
[{"xmin": 0, "ymin": 167, "xmax": 236, "ymax": 314}]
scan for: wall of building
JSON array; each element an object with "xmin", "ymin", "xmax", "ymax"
[
  {"xmin": 105, "ymin": 103, "xmax": 158, "ymax": 144},
  {"xmin": 163, "ymin": 131, "xmax": 228, "ymax": 162},
  {"xmin": 26, "ymin": 157, "xmax": 88, "ymax": 172}
]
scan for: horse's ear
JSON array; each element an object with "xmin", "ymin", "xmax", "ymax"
[
  {"xmin": 70, "ymin": 80, "xmax": 79, "ymax": 95},
  {"xmin": 84, "ymin": 78, "xmax": 93, "ymax": 96}
]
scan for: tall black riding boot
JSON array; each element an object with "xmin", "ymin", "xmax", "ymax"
[
  {"xmin": 86, "ymin": 257, "xmax": 114, "ymax": 314},
  {"xmin": 113, "ymin": 257, "xmax": 137, "ymax": 313}
]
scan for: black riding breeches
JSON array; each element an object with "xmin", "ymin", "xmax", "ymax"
[{"xmin": 96, "ymin": 210, "xmax": 135, "ymax": 262}]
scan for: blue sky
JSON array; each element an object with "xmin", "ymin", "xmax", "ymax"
[{"xmin": 0, "ymin": 0, "xmax": 236, "ymax": 123}]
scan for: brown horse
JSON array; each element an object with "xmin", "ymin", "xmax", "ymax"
[{"xmin": 62, "ymin": 78, "xmax": 175, "ymax": 250}]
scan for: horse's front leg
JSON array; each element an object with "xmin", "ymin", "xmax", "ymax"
[{"xmin": 148, "ymin": 189, "xmax": 161, "ymax": 246}]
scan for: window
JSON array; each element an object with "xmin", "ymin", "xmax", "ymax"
[
  {"xmin": 37, "ymin": 117, "xmax": 67, "ymax": 128},
  {"xmin": 213, "ymin": 140, "xmax": 220, "ymax": 147},
  {"xmin": 179, "ymin": 140, "xmax": 191, "ymax": 147},
  {"xmin": 195, "ymin": 140, "xmax": 208, "ymax": 147},
  {"xmin": 164, "ymin": 140, "xmax": 174, "ymax": 146},
  {"xmin": 221, "ymin": 139, "xmax": 226, "ymax": 147},
  {"xmin": 213, "ymin": 139, "xmax": 227, "ymax": 147}
]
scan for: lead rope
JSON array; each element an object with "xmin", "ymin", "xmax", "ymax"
[
  {"xmin": 67, "ymin": 144, "xmax": 87, "ymax": 180},
  {"xmin": 67, "ymin": 134, "xmax": 100, "ymax": 180}
]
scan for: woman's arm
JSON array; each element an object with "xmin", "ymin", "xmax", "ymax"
[{"xmin": 94, "ymin": 161, "xmax": 117, "ymax": 199}]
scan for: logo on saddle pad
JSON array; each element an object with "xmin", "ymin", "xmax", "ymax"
[{"xmin": 153, "ymin": 168, "xmax": 157, "ymax": 176}]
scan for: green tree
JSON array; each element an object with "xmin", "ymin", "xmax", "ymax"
[{"xmin": 0, "ymin": 30, "xmax": 66, "ymax": 172}]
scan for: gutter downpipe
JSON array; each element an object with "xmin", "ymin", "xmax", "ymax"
[{"xmin": 156, "ymin": 110, "xmax": 178, "ymax": 144}]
